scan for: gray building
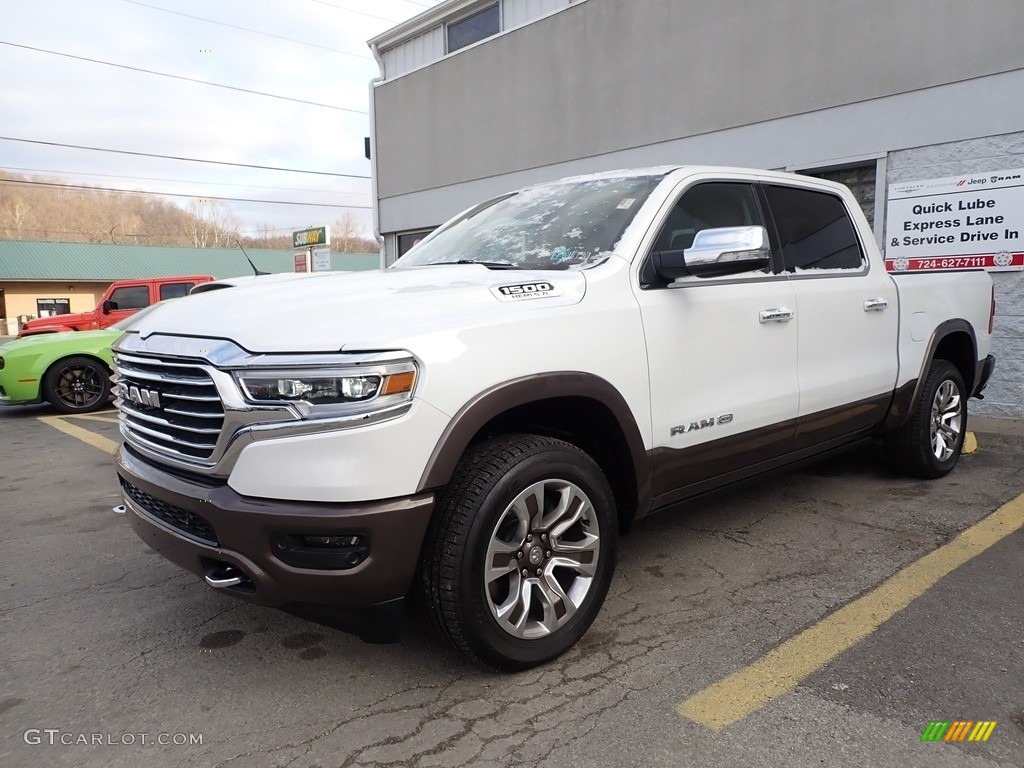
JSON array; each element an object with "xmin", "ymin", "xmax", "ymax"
[{"xmin": 368, "ymin": 0, "xmax": 1024, "ymax": 417}]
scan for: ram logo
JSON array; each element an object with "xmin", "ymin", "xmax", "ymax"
[
  {"xmin": 127, "ymin": 385, "xmax": 161, "ymax": 409},
  {"xmin": 671, "ymin": 413, "xmax": 733, "ymax": 436}
]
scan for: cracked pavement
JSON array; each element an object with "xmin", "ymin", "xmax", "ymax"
[{"xmin": 1, "ymin": 405, "xmax": 1022, "ymax": 767}]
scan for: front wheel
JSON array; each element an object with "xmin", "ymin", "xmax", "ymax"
[
  {"xmin": 42, "ymin": 356, "xmax": 112, "ymax": 413},
  {"xmin": 885, "ymin": 359, "xmax": 966, "ymax": 478},
  {"xmin": 420, "ymin": 434, "xmax": 617, "ymax": 671}
]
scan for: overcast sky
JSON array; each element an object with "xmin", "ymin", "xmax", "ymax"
[{"xmin": 0, "ymin": 0, "xmax": 442, "ymax": 241}]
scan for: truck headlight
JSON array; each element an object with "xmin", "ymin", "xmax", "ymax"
[{"xmin": 234, "ymin": 363, "xmax": 416, "ymax": 418}]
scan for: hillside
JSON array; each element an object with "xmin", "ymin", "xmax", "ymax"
[{"xmin": 0, "ymin": 171, "xmax": 377, "ymax": 252}]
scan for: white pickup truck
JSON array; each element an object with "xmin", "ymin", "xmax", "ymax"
[{"xmin": 112, "ymin": 166, "xmax": 995, "ymax": 670}]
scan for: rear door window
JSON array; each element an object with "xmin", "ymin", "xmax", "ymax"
[
  {"xmin": 159, "ymin": 282, "xmax": 195, "ymax": 300},
  {"xmin": 764, "ymin": 185, "xmax": 865, "ymax": 272}
]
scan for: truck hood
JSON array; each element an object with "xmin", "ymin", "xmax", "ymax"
[{"xmin": 131, "ymin": 265, "xmax": 587, "ymax": 353}]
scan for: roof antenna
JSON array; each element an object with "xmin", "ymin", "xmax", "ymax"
[{"xmin": 235, "ymin": 239, "xmax": 270, "ymax": 275}]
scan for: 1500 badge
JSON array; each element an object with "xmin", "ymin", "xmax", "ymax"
[
  {"xmin": 492, "ymin": 282, "xmax": 562, "ymax": 301},
  {"xmin": 671, "ymin": 414, "xmax": 734, "ymax": 436}
]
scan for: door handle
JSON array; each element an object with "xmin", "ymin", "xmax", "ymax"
[
  {"xmin": 863, "ymin": 298, "xmax": 889, "ymax": 312},
  {"xmin": 759, "ymin": 307, "xmax": 794, "ymax": 323}
]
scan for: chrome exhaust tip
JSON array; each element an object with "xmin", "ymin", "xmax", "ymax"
[{"xmin": 203, "ymin": 562, "xmax": 249, "ymax": 589}]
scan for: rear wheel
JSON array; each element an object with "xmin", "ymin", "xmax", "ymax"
[
  {"xmin": 420, "ymin": 434, "xmax": 617, "ymax": 671},
  {"xmin": 885, "ymin": 359, "xmax": 966, "ymax": 478},
  {"xmin": 42, "ymin": 356, "xmax": 111, "ymax": 413}
]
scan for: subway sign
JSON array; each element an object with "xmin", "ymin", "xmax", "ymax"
[{"xmin": 293, "ymin": 226, "xmax": 330, "ymax": 248}]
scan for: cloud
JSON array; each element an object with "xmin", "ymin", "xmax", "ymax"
[{"xmin": 1, "ymin": 0, "xmax": 437, "ymax": 237}]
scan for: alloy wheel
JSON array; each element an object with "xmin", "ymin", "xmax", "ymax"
[{"xmin": 484, "ymin": 479, "xmax": 600, "ymax": 640}]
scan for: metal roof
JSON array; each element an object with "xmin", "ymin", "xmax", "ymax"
[{"xmin": 0, "ymin": 240, "xmax": 380, "ymax": 281}]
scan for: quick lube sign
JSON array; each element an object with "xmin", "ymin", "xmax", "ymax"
[{"xmin": 885, "ymin": 168, "xmax": 1024, "ymax": 272}]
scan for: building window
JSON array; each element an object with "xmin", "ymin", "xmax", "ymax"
[
  {"xmin": 36, "ymin": 298, "xmax": 71, "ymax": 317},
  {"xmin": 397, "ymin": 229, "xmax": 436, "ymax": 258},
  {"xmin": 447, "ymin": 4, "xmax": 500, "ymax": 53},
  {"xmin": 805, "ymin": 162, "xmax": 877, "ymax": 228}
]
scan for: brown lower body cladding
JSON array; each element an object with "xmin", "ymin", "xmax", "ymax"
[{"xmin": 114, "ymin": 446, "xmax": 435, "ymax": 607}]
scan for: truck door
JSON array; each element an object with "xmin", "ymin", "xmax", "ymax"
[
  {"xmin": 634, "ymin": 180, "xmax": 800, "ymax": 507},
  {"xmin": 760, "ymin": 182, "xmax": 899, "ymax": 449}
]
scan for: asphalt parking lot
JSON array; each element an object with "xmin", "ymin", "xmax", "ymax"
[{"xmin": 1, "ymin": 404, "xmax": 1022, "ymax": 768}]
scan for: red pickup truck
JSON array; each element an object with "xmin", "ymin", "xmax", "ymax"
[{"xmin": 18, "ymin": 275, "xmax": 214, "ymax": 336}]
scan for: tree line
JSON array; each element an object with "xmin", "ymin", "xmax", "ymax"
[{"xmin": 0, "ymin": 171, "xmax": 378, "ymax": 253}]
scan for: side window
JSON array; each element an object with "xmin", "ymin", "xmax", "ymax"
[
  {"xmin": 653, "ymin": 182, "xmax": 764, "ymax": 253},
  {"xmin": 765, "ymin": 185, "xmax": 865, "ymax": 272},
  {"xmin": 397, "ymin": 229, "xmax": 436, "ymax": 257},
  {"xmin": 108, "ymin": 285, "xmax": 150, "ymax": 310},
  {"xmin": 159, "ymin": 282, "xmax": 195, "ymax": 300},
  {"xmin": 447, "ymin": 4, "xmax": 500, "ymax": 53}
]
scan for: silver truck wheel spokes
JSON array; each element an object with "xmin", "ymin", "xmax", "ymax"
[
  {"xmin": 930, "ymin": 380, "xmax": 962, "ymax": 462},
  {"xmin": 485, "ymin": 479, "xmax": 600, "ymax": 639}
]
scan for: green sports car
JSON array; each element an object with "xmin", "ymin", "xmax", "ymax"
[{"xmin": 0, "ymin": 305, "xmax": 161, "ymax": 414}]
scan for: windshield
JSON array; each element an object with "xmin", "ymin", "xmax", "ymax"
[{"xmin": 393, "ymin": 173, "xmax": 667, "ymax": 270}]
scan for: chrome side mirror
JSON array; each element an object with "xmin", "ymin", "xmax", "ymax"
[
  {"xmin": 683, "ymin": 226, "xmax": 771, "ymax": 278},
  {"xmin": 652, "ymin": 225, "xmax": 771, "ymax": 281}
]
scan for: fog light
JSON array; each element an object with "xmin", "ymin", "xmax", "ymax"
[{"xmin": 271, "ymin": 532, "xmax": 369, "ymax": 570}]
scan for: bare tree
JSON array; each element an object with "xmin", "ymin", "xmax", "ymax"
[
  {"xmin": 331, "ymin": 212, "xmax": 378, "ymax": 253},
  {"xmin": 185, "ymin": 199, "xmax": 239, "ymax": 248},
  {"xmin": 1, "ymin": 196, "xmax": 31, "ymax": 238}
]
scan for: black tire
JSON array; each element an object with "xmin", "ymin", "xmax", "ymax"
[
  {"xmin": 884, "ymin": 359, "xmax": 967, "ymax": 479},
  {"xmin": 420, "ymin": 434, "xmax": 617, "ymax": 671},
  {"xmin": 42, "ymin": 355, "xmax": 112, "ymax": 414}
]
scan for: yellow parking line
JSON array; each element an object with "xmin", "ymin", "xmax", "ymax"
[
  {"xmin": 677, "ymin": 491, "xmax": 1024, "ymax": 731},
  {"xmin": 38, "ymin": 415, "xmax": 119, "ymax": 454},
  {"xmin": 64, "ymin": 413, "xmax": 119, "ymax": 424}
]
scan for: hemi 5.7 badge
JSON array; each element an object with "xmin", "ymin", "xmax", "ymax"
[{"xmin": 491, "ymin": 282, "xmax": 562, "ymax": 301}]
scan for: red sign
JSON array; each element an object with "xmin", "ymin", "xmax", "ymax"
[
  {"xmin": 294, "ymin": 252, "xmax": 308, "ymax": 273},
  {"xmin": 886, "ymin": 251, "xmax": 1024, "ymax": 272}
]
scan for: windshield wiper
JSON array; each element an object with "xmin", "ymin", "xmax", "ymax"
[{"xmin": 453, "ymin": 259, "xmax": 521, "ymax": 269}]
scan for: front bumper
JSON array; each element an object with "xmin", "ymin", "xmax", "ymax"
[
  {"xmin": 114, "ymin": 446, "xmax": 435, "ymax": 607},
  {"xmin": 0, "ymin": 372, "xmax": 41, "ymax": 405}
]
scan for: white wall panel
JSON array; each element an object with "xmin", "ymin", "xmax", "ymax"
[
  {"xmin": 503, "ymin": 0, "xmax": 566, "ymax": 30},
  {"xmin": 382, "ymin": 26, "xmax": 444, "ymax": 79}
]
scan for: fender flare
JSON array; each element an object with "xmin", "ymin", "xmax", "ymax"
[
  {"xmin": 416, "ymin": 371, "xmax": 652, "ymax": 513},
  {"xmin": 883, "ymin": 319, "xmax": 978, "ymax": 430}
]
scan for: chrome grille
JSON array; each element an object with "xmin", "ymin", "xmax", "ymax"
[{"xmin": 113, "ymin": 352, "xmax": 224, "ymax": 461}]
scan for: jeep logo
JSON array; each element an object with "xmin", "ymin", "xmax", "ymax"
[
  {"xmin": 127, "ymin": 385, "xmax": 161, "ymax": 408},
  {"xmin": 671, "ymin": 413, "xmax": 733, "ymax": 436}
]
